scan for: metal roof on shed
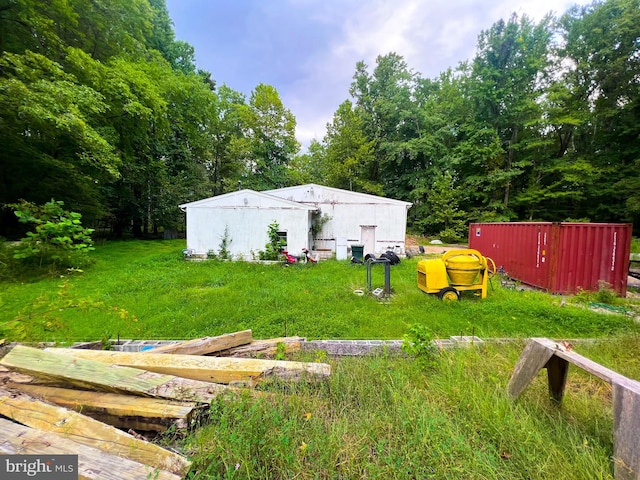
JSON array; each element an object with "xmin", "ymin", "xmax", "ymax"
[
  {"xmin": 265, "ymin": 184, "xmax": 412, "ymax": 208},
  {"xmin": 179, "ymin": 189, "xmax": 318, "ymax": 210}
]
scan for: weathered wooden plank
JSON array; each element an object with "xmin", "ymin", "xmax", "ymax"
[
  {"xmin": 532, "ymin": 337, "xmax": 632, "ymax": 385},
  {"xmin": 507, "ymin": 339, "xmax": 555, "ymax": 399},
  {"xmin": 213, "ymin": 337, "xmax": 304, "ymax": 358},
  {"xmin": 7, "ymin": 382, "xmax": 201, "ymax": 432},
  {"xmin": 148, "ymin": 330, "xmax": 253, "ymax": 355},
  {"xmin": 0, "ymin": 364, "xmax": 35, "ymax": 384},
  {"xmin": 0, "ymin": 387, "xmax": 191, "ymax": 476},
  {"xmin": 1, "ymin": 345, "xmax": 228, "ymax": 402},
  {"xmin": 0, "ymin": 418, "xmax": 181, "ymax": 480},
  {"xmin": 613, "ymin": 381, "xmax": 640, "ymax": 480},
  {"xmin": 71, "ymin": 341, "xmax": 105, "ymax": 350},
  {"xmin": 46, "ymin": 347, "xmax": 331, "ymax": 384}
]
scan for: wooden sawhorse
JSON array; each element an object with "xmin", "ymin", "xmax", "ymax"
[{"xmin": 508, "ymin": 337, "xmax": 640, "ymax": 480}]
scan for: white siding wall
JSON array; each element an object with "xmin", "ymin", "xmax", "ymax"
[
  {"xmin": 267, "ymin": 185, "xmax": 410, "ymax": 255},
  {"xmin": 314, "ymin": 203, "xmax": 407, "ymax": 254},
  {"xmin": 186, "ymin": 207, "xmax": 312, "ymax": 259}
]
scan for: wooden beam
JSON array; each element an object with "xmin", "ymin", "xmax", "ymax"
[
  {"xmin": 0, "ymin": 364, "xmax": 35, "ymax": 384},
  {"xmin": 1, "ymin": 345, "xmax": 228, "ymax": 402},
  {"xmin": 7, "ymin": 382, "xmax": 202, "ymax": 432},
  {"xmin": 545, "ymin": 355, "xmax": 569, "ymax": 403},
  {"xmin": 213, "ymin": 337, "xmax": 304, "ymax": 358},
  {"xmin": 147, "ymin": 330, "xmax": 253, "ymax": 355},
  {"xmin": 0, "ymin": 418, "xmax": 181, "ymax": 480},
  {"xmin": 45, "ymin": 347, "xmax": 331, "ymax": 384},
  {"xmin": 531, "ymin": 337, "xmax": 629, "ymax": 385},
  {"xmin": 0, "ymin": 387, "xmax": 191, "ymax": 476},
  {"xmin": 507, "ymin": 338, "xmax": 555, "ymax": 399},
  {"xmin": 613, "ymin": 381, "xmax": 640, "ymax": 480}
]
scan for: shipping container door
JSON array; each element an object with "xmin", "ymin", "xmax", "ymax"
[
  {"xmin": 470, "ymin": 223, "xmax": 553, "ymax": 291},
  {"xmin": 552, "ymin": 223, "xmax": 631, "ymax": 295}
]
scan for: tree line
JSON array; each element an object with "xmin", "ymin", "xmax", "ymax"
[
  {"xmin": 302, "ymin": 0, "xmax": 640, "ymax": 239},
  {"xmin": 0, "ymin": 0, "xmax": 299, "ymax": 238},
  {"xmin": 1, "ymin": 0, "xmax": 638, "ymax": 241}
]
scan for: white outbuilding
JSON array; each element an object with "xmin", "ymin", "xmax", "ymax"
[
  {"xmin": 179, "ymin": 189, "xmax": 317, "ymax": 260},
  {"xmin": 265, "ymin": 184, "xmax": 412, "ymax": 258},
  {"xmin": 180, "ymin": 184, "xmax": 412, "ymax": 260}
]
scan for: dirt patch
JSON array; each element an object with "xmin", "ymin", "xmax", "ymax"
[{"xmin": 406, "ymin": 234, "xmax": 467, "ymax": 255}]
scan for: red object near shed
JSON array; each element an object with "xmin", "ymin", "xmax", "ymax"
[{"xmin": 468, "ymin": 222, "xmax": 632, "ymax": 296}]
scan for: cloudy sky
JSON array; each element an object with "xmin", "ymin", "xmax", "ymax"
[{"xmin": 165, "ymin": 0, "xmax": 591, "ymax": 151}]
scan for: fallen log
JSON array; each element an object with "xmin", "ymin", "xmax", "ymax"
[
  {"xmin": 0, "ymin": 418, "xmax": 181, "ymax": 480},
  {"xmin": 1, "ymin": 345, "xmax": 228, "ymax": 402},
  {"xmin": 0, "ymin": 387, "xmax": 191, "ymax": 476},
  {"xmin": 6, "ymin": 382, "xmax": 202, "ymax": 432},
  {"xmin": 147, "ymin": 330, "xmax": 253, "ymax": 355},
  {"xmin": 212, "ymin": 336, "xmax": 304, "ymax": 358},
  {"xmin": 46, "ymin": 347, "xmax": 331, "ymax": 384}
]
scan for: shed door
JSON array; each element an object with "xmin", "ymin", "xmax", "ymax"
[{"xmin": 360, "ymin": 225, "xmax": 376, "ymax": 255}]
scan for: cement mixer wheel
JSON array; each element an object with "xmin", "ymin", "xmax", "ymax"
[{"xmin": 438, "ymin": 287, "xmax": 460, "ymax": 301}]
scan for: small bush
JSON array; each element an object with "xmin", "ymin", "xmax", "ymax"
[
  {"xmin": 438, "ymin": 227, "xmax": 462, "ymax": 244},
  {"xmin": 402, "ymin": 324, "xmax": 439, "ymax": 370},
  {"xmin": 217, "ymin": 225, "xmax": 233, "ymax": 260},
  {"xmin": 258, "ymin": 221, "xmax": 285, "ymax": 261},
  {"xmin": 6, "ymin": 199, "xmax": 94, "ymax": 272},
  {"xmin": 574, "ymin": 281, "xmax": 620, "ymax": 306}
]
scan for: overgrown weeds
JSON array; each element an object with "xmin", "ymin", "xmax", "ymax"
[
  {"xmin": 402, "ymin": 324, "xmax": 439, "ymax": 370},
  {"xmin": 183, "ymin": 340, "xmax": 634, "ymax": 479}
]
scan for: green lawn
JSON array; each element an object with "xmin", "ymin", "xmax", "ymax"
[
  {"xmin": 2, "ymin": 239, "xmax": 640, "ymax": 479},
  {"xmin": 1, "ymin": 239, "xmax": 638, "ymax": 343}
]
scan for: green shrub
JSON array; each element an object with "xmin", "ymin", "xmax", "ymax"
[
  {"xmin": 217, "ymin": 225, "xmax": 233, "ymax": 260},
  {"xmin": 258, "ymin": 221, "xmax": 285, "ymax": 261},
  {"xmin": 438, "ymin": 227, "xmax": 462, "ymax": 244},
  {"xmin": 402, "ymin": 324, "xmax": 439, "ymax": 370},
  {"xmin": 573, "ymin": 281, "xmax": 621, "ymax": 306},
  {"xmin": 7, "ymin": 199, "xmax": 94, "ymax": 271}
]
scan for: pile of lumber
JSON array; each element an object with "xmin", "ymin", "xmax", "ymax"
[{"xmin": 0, "ymin": 330, "xmax": 329, "ymax": 479}]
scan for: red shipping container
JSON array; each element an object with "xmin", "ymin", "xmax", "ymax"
[{"xmin": 469, "ymin": 222, "xmax": 632, "ymax": 296}]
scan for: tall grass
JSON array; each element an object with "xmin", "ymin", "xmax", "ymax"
[
  {"xmin": 0, "ymin": 239, "xmax": 638, "ymax": 342},
  {"xmin": 183, "ymin": 338, "xmax": 636, "ymax": 479},
  {"xmin": 2, "ymin": 240, "xmax": 638, "ymax": 479}
]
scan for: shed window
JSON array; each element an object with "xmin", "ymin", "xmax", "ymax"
[{"xmin": 277, "ymin": 231, "xmax": 288, "ymax": 247}]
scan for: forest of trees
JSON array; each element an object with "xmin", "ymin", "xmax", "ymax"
[{"xmin": 1, "ymin": 0, "xmax": 639, "ymax": 240}]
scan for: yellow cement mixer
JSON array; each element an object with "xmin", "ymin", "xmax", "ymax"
[{"xmin": 417, "ymin": 249, "xmax": 496, "ymax": 300}]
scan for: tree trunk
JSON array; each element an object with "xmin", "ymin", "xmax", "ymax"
[{"xmin": 504, "ymin": 125, "xmax": 518, "ymax": 208}]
